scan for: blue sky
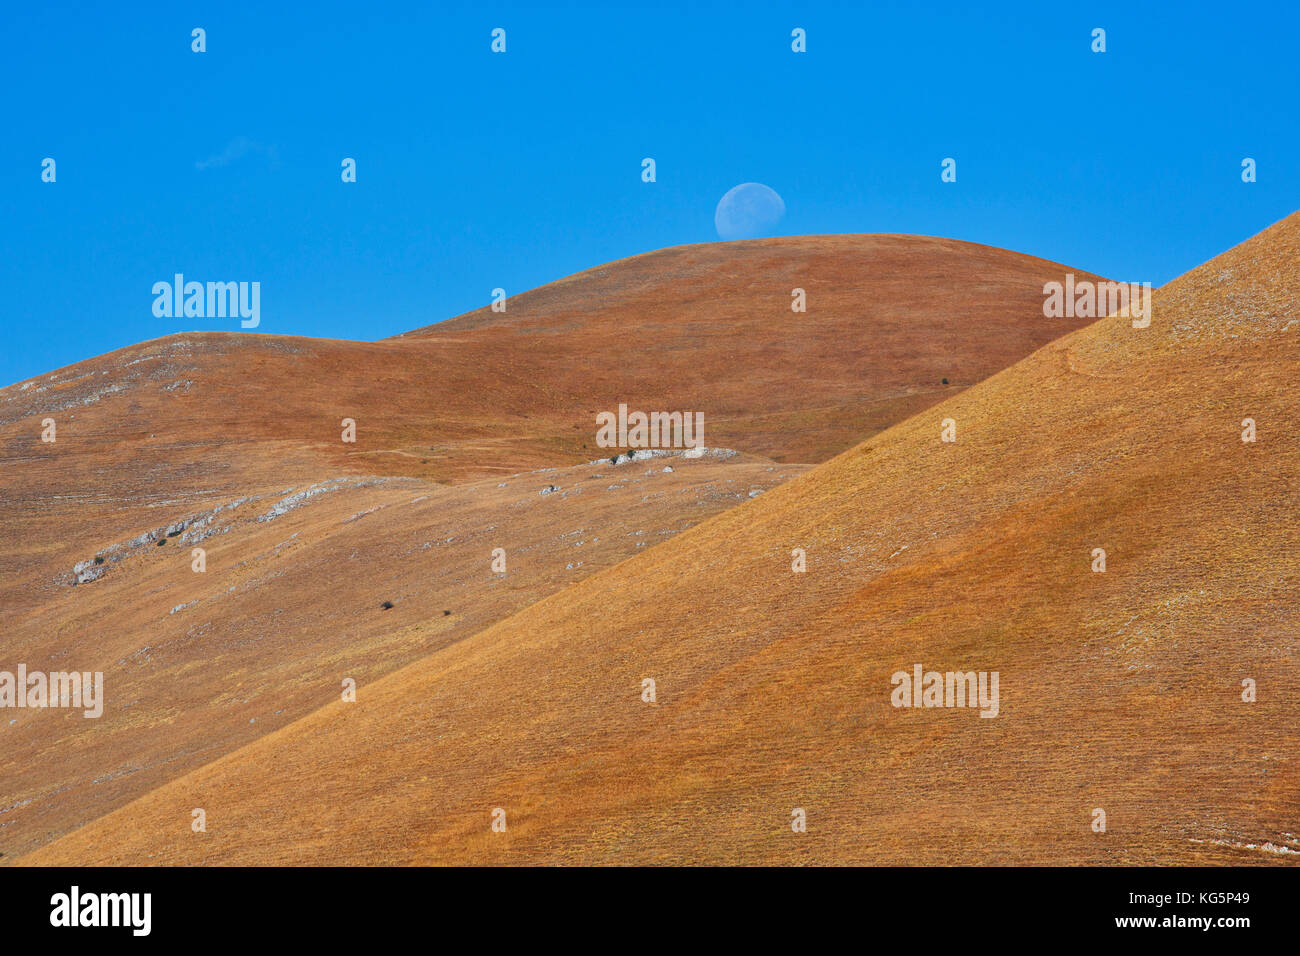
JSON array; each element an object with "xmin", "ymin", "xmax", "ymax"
[{"xmin": 2, "ymin": 0, "xmax": 1296, "ymax": 386}]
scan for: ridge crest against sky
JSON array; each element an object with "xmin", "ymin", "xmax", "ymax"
[{"xmin": 3, "ymin": 0, "xmax": 1297, "ymax": 386}]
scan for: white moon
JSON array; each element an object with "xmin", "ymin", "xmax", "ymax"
[{"xmin": 714, "ymin": 183, "xmax": 786, "ymax": 240}]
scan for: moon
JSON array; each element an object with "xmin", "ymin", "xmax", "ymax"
[{"xmin": 714, "ymin": 183, "xmax": 786, "ymax": 240}]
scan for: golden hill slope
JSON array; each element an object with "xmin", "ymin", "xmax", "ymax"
[
  {"xmin": 0, "ymin": 234, "xmax": 1099, "ymax": 860},
  {"xmin": 25, "ymin": 214, "xmax": 1298, "ymax": 866},
  {"xmin": 0, "ymin": 451, "xmax": 805, "ymax": 859}
]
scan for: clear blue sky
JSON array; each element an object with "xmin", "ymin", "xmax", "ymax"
[{"xmin": 2, "ymin": 0, "xmax": 1296, "ymax": 386}]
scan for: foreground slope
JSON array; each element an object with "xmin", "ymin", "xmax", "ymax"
[
  {"xmin": 27, "ymin": 214, "xmax": 1299, "ymax": 865},
  {"xmin": 0, "ymin": 235, "xmax": 1100, "ymax": 858},
  {"xmin": 0, "ymin": 450, "xmax": 804, "ymax": 859}
]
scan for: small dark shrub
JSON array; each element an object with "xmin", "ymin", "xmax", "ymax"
[
  {"xmin": 942, "ymin": 378, "xmax": 949, "ymax": 385},
  {"xmin": 381, "ymin": 601, "xmax": 394, "ymax": 610},
  {"xmin": 94, "ymin": 555, "xmax": 105, "ymax": 565},
  {"xmin": 156, "ymin": 539, "xmax": 167, "ymax": 546},
  {"xmin": 443, "ymin": 609, "xmax": 452, "ymax": 616}
]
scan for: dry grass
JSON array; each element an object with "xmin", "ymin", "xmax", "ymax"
[{"xmin": 14, "ymin": 220, "xmax": 1294, "ymax": 866}]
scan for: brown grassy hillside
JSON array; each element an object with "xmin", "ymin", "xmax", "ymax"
[
  {"xmin": 1, "ymin": 235, "xmax": 1096, "ymax": 861},
  {"xmin": 24, "ymin": 215, "xmax": 1299, "ymax": 866}
]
